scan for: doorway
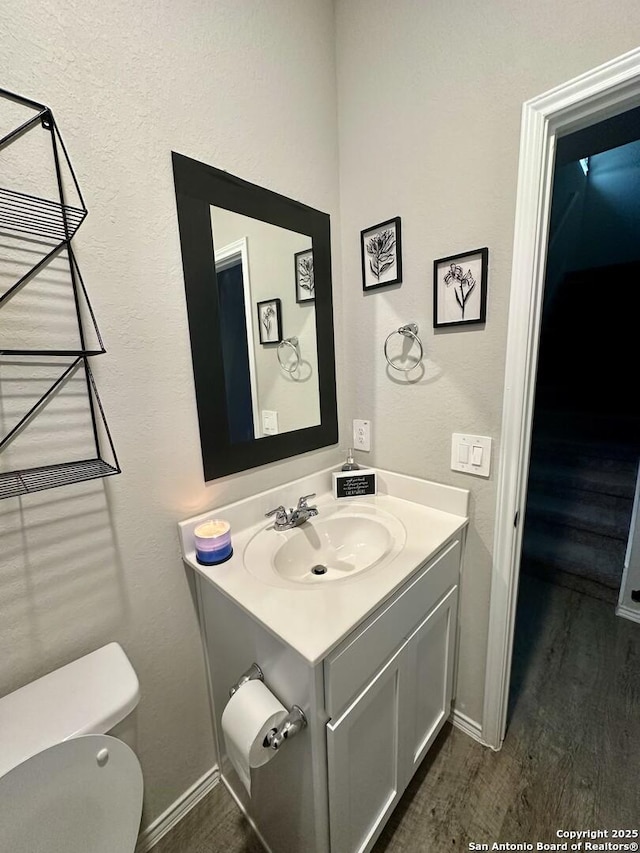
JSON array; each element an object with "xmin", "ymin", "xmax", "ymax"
[
  {"xmin": 483, "ymin": 46, "xmax": 640, "ymax": 750},
  {"xmin": 521, "ymin": 114, "xmax": 640, "ymax": 604},
  {"xmin": 214, "ymin": 238, "xmax": 261, "ymax": 442},
  {"xmin": 217, "ymin": 258, "xmax": 255, "ymax": 444}
]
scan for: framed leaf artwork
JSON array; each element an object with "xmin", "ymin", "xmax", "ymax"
[{"xmin": 361, "ymin": 217, "xmax": 402, "ymax": 290}]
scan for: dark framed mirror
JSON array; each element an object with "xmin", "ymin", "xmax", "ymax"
[{"xmin": 172, "ymin": 152, "xmax": 338, "ymax": 480}]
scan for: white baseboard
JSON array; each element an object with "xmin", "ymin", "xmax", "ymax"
[
  {"xmin": 450, "ymin": 708, "xmax": 487, "ymax": 746},
  {"xmin": 136, "ymin": 765, "xmax": 220, "ymax": 852},
  {"xmin": 616, "ymin": 604, "xmax": 640, "ymax": 625}
]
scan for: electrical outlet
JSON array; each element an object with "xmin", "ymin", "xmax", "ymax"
[{"xmin": 353, "ymin": 419, "xmax": 371, "ymax": 452}]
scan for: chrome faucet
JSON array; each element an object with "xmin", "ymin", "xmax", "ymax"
[{"xmin": 265, "ymin": 493, "xmax": 319, "ymax": 530}]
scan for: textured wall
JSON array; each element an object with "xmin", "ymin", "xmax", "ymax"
[
  {"xmin": 576, "ymin": 141, "xmax": 640, "ymax": 270},
  {"xmin": 546, "ymin": 142, "xmax": 640, "ymax": 310},
  {"xmin": 0, "ymin": 0, "xmax": 341, "ymax": 828},
  {"xmin": 334, "ymin": 0, "xmax": 640, "ymax": 723}
]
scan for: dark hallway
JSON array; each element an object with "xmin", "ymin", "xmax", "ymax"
[{"xmin": 521, "ymin": 111, "xmax": 640, "ymax": 603}]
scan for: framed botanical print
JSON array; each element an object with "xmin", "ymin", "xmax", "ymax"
[
  {"xmin": 361, "ymin": 217, "xmax": 402, "ymax": 290},
  {"xmin": 434, "ymin": 247, "xmax": 488, "ymax": 327},
  {"xmin": 257, "ymin": 298, "xmax": 283, "ymax": 344},
  {"xmin": 294, "ymin": 248, "xmax": 315, "ymax": 303}
]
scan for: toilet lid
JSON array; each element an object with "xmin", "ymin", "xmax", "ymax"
[{"xmin": 0, "ymin": 734, "xmax": 143, "ymax": 853}]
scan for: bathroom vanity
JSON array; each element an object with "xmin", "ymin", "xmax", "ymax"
[{"xmin": 179, "ymin": 467, "xmax": 469, "ymax": 853}]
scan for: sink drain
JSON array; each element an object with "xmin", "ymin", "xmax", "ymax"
[{"xmin": 311, "ymin": 565, "xmax": 328, "ymax": 576}]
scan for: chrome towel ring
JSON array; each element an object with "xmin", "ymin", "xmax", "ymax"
[
  {"xmin": 384, "ymin": 323, "xmax": 424, "ymax": 372},
  {"xmin": 277, "ymin": 336, "xmax": 301, "ymax": 373}
]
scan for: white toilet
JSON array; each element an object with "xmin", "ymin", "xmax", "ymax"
[{"xmin": 0, "ymin": 643, "xmax": 143, "ymax": 853}]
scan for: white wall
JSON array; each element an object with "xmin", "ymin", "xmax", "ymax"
[
  {"xmin": 335, "ymin": 0, "xmax": 640, "ymax": 723},
  {"xmin": 0, "ymin": 0, "xmax": 341, "ymax": 829},
  {"xmin": 547, "ymin": 140, "xmax": 640, "ymax": 311},
  {"xmin": 575, "ymin": 140, "xmax": 640, "ymax": 270}
]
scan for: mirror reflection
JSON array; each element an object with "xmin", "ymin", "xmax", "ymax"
[{"xmin": 210, "ymin": 208, "xmax": 320, "ymax": 443}]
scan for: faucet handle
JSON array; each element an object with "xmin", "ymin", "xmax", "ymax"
[
  {"xmin": 297, "ymin": 493, "xmax": 316, "ymax": 509},
  {"xmin": 265, "ymin": 505, "xmax": 288, "ymax": 522}
]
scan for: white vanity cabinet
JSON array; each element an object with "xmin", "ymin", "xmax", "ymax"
[
  {"xmin": 182, "ymin": 470, "xmax": 469, "ymax": 853},
  {"xmin": 324, "ymin": 540, "xmax": 460, "ymax": 853},
  {"xmin": 195, "ymin": 535, "xmax": 462, "ymax": 853}
]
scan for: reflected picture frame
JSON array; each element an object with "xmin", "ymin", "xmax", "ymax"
[
  {"xmin": 295, "ymin": 248, "xmax": 315, "ymax": 303},
  {"xmin": 257, "ymin": 298, "xmax": 282, "ymax": 344}
]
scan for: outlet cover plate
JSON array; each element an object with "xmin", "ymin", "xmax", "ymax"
[{"xmin": 353, "ymin": 419, "xmax": 371, "ymax": 452}]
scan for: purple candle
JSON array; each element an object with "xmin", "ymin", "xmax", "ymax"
[{"xmin": 194, "ymin": 519, "xmax": 233, "ymax": 565}]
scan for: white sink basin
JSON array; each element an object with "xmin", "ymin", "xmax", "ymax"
[{"xmin": 243, "ymin": 503, "xmax": 407, "ymax": 587}]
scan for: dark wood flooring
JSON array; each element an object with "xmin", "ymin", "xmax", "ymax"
[{"xmin": 152, "ymin": 575, "xmax": 639, "ymax": 852}]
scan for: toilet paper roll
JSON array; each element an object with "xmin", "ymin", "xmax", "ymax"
[{"xmin": 221, "ymin": 679, "xmax": 288, "ymax": 795}]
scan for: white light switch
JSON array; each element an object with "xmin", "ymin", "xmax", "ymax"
[
  {"xmin": 262, "ymin": 410, "xmax": 279, "ymax": 436},
  {"xmin": 451, "ymin": 433, "xmax": 492, "ymax": 477}
]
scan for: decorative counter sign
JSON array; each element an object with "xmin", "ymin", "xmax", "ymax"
[{"xmin": 333, "ymin": 470, "xmax": 378, "ymax": 499}]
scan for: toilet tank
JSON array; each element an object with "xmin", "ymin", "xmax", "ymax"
[{"xmin": 0, "ymin": 643, "xmax": 140, "ymax": 778}]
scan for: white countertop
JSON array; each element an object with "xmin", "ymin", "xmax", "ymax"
[{"xmin": 179, "ymin": 467, "xmax": 469, "ymax": 665}]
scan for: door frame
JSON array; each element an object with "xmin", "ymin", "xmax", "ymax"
[
  {"xmin": 214, "ymin": 237, "xmax": 261, "ymax": 439},
  {"xmin": 482, "ymin": 46, "xmax": 640, "ymax": 750}
]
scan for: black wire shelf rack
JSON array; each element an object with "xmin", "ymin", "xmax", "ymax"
[
  {"xmin": 0, "ymin": 357, "xmax": 121, "ymax": 498},
  {"xmin": 0, "ymin": 246, "xmax": 106, "ymax": 356},
  {"xmin": 0, "ymin": 459, "xmax": 120, "ymax": 500},
  {"xmin": 0, "ymin": 87, "xmax": 120, "ymax": 499},
  {"xmin": 0, "ymin": 186, "xmax": 87, "ymax": 243}
]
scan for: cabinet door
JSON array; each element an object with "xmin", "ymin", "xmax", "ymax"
[
  {"xmin": 325, "ymin": 540, "xmax": 460, "ymax": 718},
  {"xmin": 327, "ymin": 645, "xmax": 407, "ymax": 853},
  {"xmin": 405, "ymin": 585, "xmax": 458, "ymax": 775}
]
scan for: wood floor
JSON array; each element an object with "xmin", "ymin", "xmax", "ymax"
[{"xmin": 152, "ymin": 575, "xmax": 639, "ymax": 853}]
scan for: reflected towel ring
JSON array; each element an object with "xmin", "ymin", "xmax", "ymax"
[
  {"xmin": 383, "ymin": 323, "xmax": 424, "ymax": 372},
  {"xmin": 277, "ymin": 336, "xmax": 301, "ymax": 373}
]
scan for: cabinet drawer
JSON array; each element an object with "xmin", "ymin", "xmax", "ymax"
[{"xmin": 324, "ymin": 538, "xmax": 460, "ymax": 717}]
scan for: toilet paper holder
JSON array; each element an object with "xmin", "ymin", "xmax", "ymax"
[
  {"xmin": 229, "ymin": 662, "xmax": 265, "ymax": 697},
  {"xmin": 228, "ymin": 662, "xmax": 307, "ymax": 751},
  {"xmin": 263, "ymin": 705, "xmax": 306, "ymax": 751}
]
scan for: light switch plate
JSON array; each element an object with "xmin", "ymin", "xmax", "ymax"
[
  {"xmin": 353, "ymin": 419, "xmax": 371, "ymax": 452},
  {"xmin": 262, "ymin": 410, "xmax": 279, "ymax": 436},
  {"xmin": 451, "ymin": 433, "xmax": 492, "ymax": 477}
]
